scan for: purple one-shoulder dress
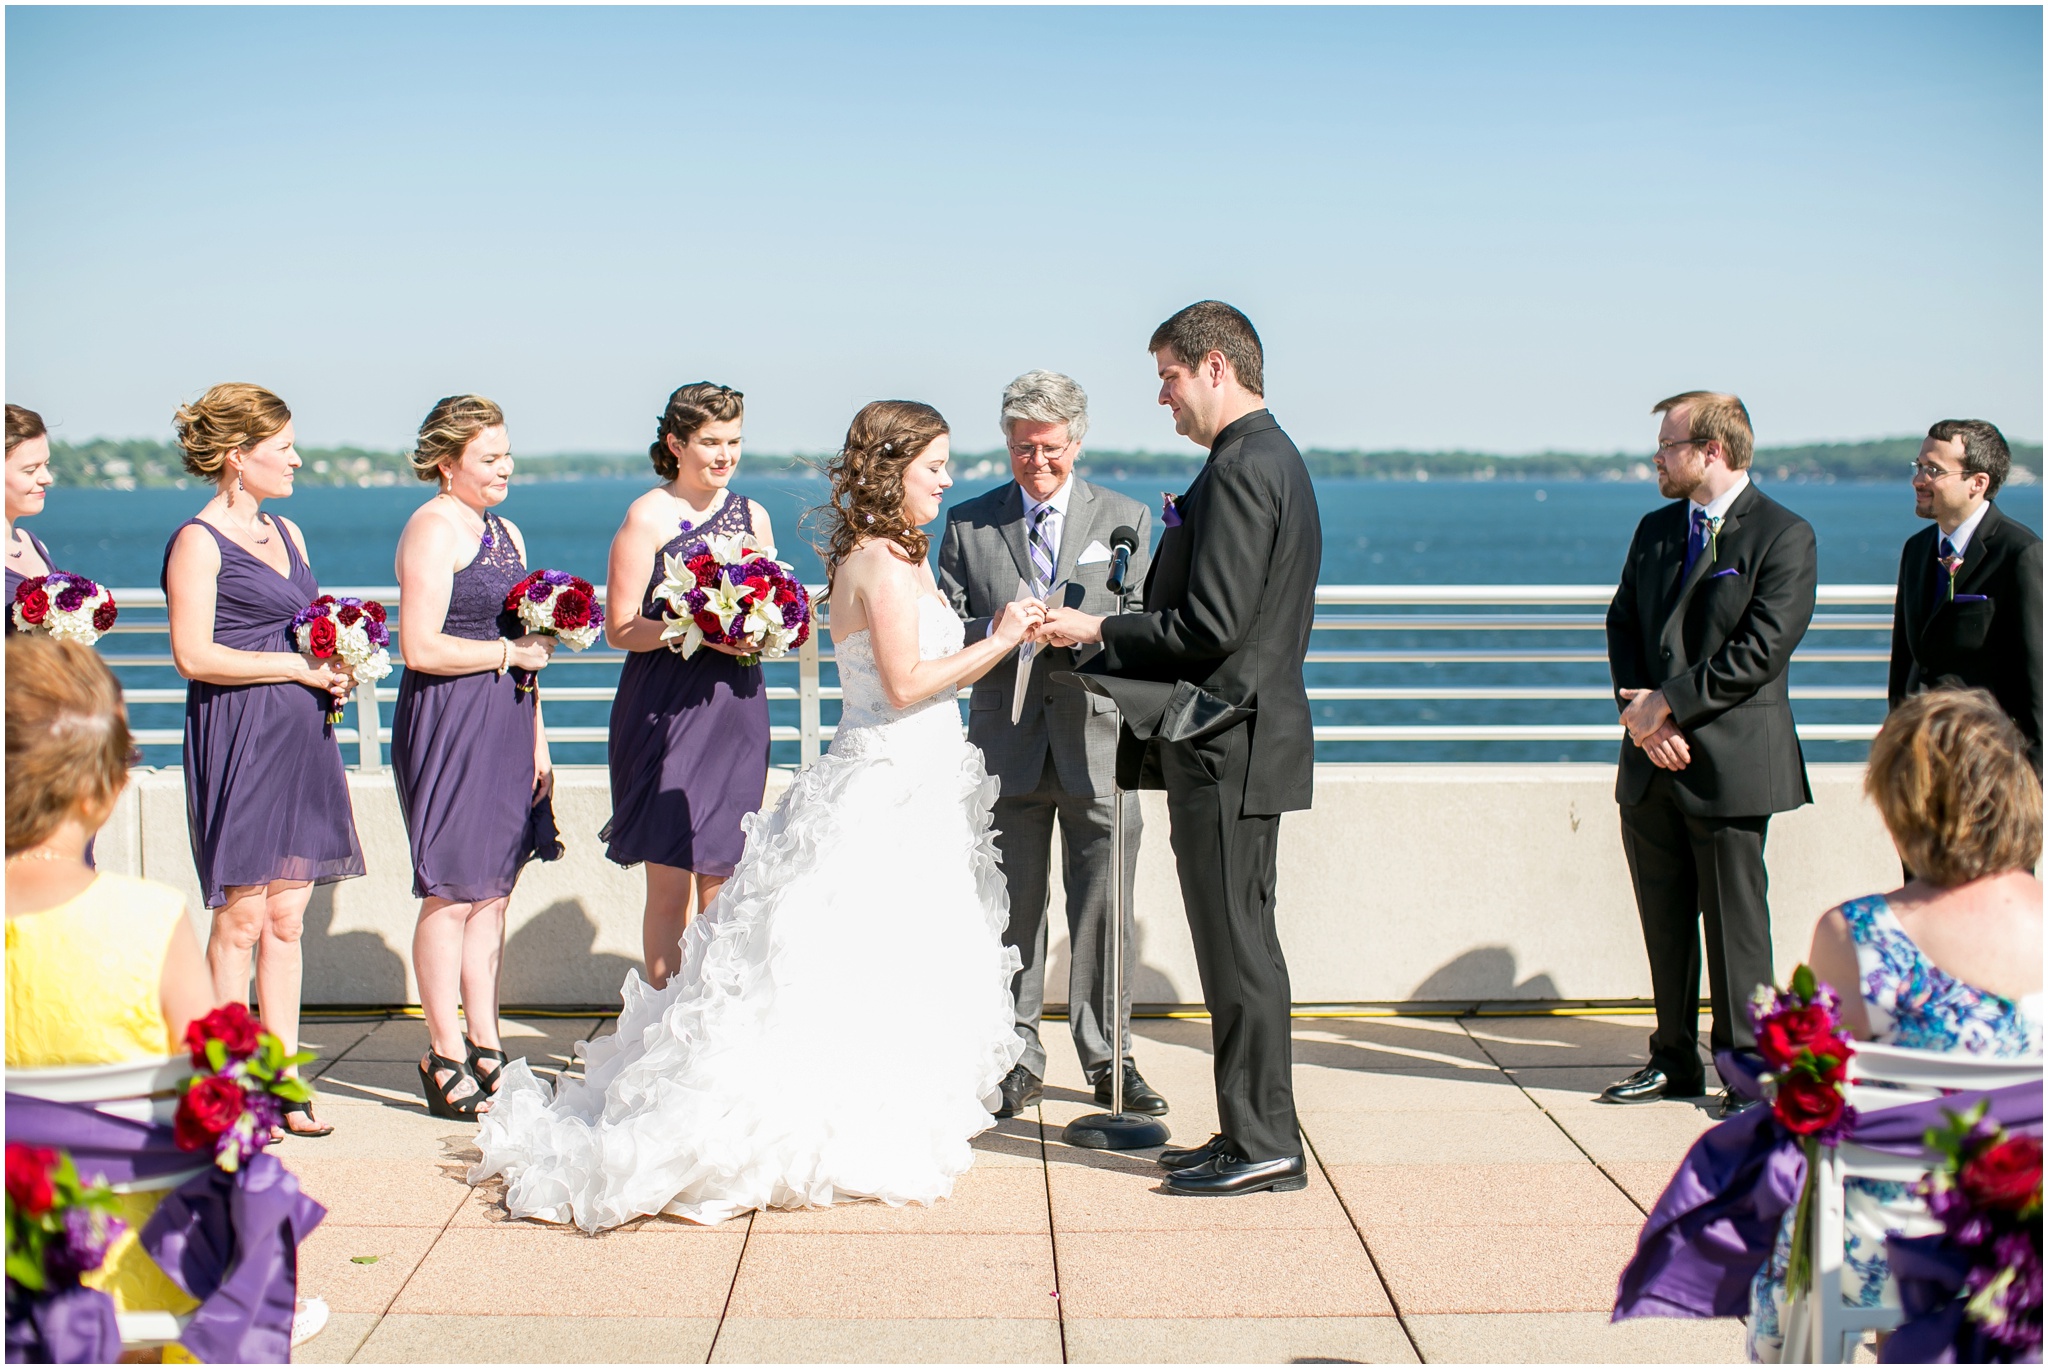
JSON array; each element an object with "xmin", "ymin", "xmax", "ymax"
[
  {"xmin": 5, "ymin": 528, "xmax": 58, "ymax": 625},
  {"xmin": 162, "ymin": 518, "xmax": 365, "ymax": 908},
  {"xmin": 601, "ymin": 491, "xmax": 771, "ymax": 877},
  {"xmin": 390, "ymin": 511, "xmax": 540, "ymax": 903}
]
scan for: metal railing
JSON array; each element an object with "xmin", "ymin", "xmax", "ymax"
[{"xmin": 95, "ymin": 583, "xmax": 1897, "ymax": 767}]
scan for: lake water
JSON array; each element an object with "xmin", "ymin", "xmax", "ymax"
[{"xmin": 28, "ymin": 474, "xmax": 2041, "ymax": 767}]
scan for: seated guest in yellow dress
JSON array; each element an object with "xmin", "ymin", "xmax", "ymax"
[{"xmin": 6, "ymin": 636, "xmax": 217, "ymax": 1333}]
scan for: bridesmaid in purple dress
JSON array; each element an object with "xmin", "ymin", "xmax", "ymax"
[
  {"xmin": 602, "ymin": 383, "xmax": 773, "ymax": 987},
  {"xmin": 390, "ymin": 395, "xmax": 557, "ymax": 1119},
  {"xmin": 4, "ymin": 405, "xmax": 60, "ymax": 613},
  {"xmin": 161, "ymin": 383, "xmax": 363, "ymax": 1139}
]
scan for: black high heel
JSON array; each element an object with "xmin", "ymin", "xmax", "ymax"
[
  {"xmin": 418, "ymin": 1050, "xmax": 489, "ymax": 1120},
  {"xmin": 466, "ymin": 1039, "xmax": 509, "ymax": 1095}
]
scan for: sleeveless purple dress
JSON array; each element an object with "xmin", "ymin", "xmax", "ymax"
[
  {"xmin": 4, "ymin": 528, "xmax": 58, "ymax": 621},
  {"xmin": 390, "ymin": 510, "xmax": 540, "ymax": 903},
  {"xmin": 601, "ymin": 491, "xmax": 771, "ymax": 877},
  {"xmin": 162, "ymin": 518, "xmax": 365, "ymax": 908}
]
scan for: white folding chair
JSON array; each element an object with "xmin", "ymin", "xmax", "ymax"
[
  {"xmin": 1786, "ymin": 1041, "xmax": 2043, "ymax": 1363},
  {"xmin": 7, "ymin": 1056, "xmax": 206, "ymax": 1347}
]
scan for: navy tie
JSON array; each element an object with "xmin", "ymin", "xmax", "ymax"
[{"xmin": 1681, "ymin": 506, "xmax": 1711, "ymax": 581}]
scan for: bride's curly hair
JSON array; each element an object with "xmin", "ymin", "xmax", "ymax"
[{"xmin": 817, "ymin": 400, "xmax": 949, "ymax": 588}]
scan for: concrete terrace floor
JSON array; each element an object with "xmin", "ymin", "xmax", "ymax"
[{"xmin": 279, "ymin": 1011, "xmax": 1748, "ymax": 1365}]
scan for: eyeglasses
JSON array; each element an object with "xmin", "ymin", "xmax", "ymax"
[
  {"xmin": 1655, "ymin": 438, "xmax": 1709, "ymax": 455},
  {"xmin": 1008, "ymin": 442, "xmax": 1072, "ymax": 462},
  {"xmin": 1910, "ymin": 462, "xmax": 1965, "ymax": 483}
]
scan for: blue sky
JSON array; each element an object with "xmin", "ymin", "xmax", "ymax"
[{"xmin": 7, "ymin": 6, "xmax": 2041, "ymax": 456}]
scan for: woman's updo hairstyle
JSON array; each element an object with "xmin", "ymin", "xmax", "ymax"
[
  {"xmin": 172, "ymin": 383, "xmax": 291, "ymax": 481},
  {"xmin": 1865, "ymin": 687, "xmax": 2042, "ymax": 887},
  {"xmin": 650, "ymin": 383, "xmax": 744, "ymax": 480},
  {"xmin": 6, "ymin": 635, "xmax": 133, "ymax": 855},
  {"xmin": 410, "ymin": 395, "xmax": 506, "ymax": 483},
  {"xmin": 821, "ymin": 400, "xmax": 950, "ymax": 580},
  {"xmin": 6, "ymin": 405, "xmax": 47, "ymax": 455}
]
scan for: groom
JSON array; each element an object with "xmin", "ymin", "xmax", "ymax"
[{"xmin": 1039, "ymin": 301, "xmax": 1322, "ymax": 1197}]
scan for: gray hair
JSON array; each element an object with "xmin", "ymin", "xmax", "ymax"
[{"xmin": 1000, "ymin": 369, "xmax": 1089, "ymax": 444}]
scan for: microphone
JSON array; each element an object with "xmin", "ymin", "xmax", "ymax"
[{"xmin": 1106, "ymin": 524, "xmax": 1140, "ymax": 597}]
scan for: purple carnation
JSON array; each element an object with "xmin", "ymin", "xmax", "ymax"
[
  {"xmin": 526, "ymin": 581, "xmax": 551, "ymax": 603},
  {"xmin": 684, "ymin": 588, "xmax": 708, "ymax": 613},
  {"xmin": 44, "ymin": 1206, "xmax": 125, "ymax": 1281},
  {"xmin": 53, "ymin": 585, "xmax": 86, "ymax": 614},
  {"xmin": 588, "ymin": 602, "xmax": 605, "ymax": 628},
  {"xmin": 365, "ymin": 620, "xmax": 390, "ymax": 648},
  {"xmin": 541, "ymin": 570, "xmax": 572, "ymax": 587},
  {"xmin": 781, "ymin": 600, "xmax": 805, "ymax": 629}
]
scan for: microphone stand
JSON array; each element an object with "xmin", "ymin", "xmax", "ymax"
[{"xmin": 1061, "ymin": 555, "xmax": 1170, "ymax": 1153}]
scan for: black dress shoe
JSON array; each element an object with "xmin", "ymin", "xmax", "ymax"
[
  {"xmin": 1162, "ymin": 1152, "xmax": 1308, "ymax": 1197},
  {"xmin": 993, "ymin": 1064, "xmax": 1042, "ymax": 1119},
  {"xmin": 1597, "ymin": 1064, "xmax": 1705, "ymax": 1105},
  {"xmin": 1715, "ymin": 1088, "xmax": 1761, "ymax": 1119},
  {"xmin": 1158, "ymin": 1133, "xmax": 1230, "ymax": 1171},
  {"xmin": 1091, "ymin": 1063, "xmax": 1168, "ymax": 1116}
]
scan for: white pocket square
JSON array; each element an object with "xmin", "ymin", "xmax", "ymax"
[{"xmin": 1076, "ymin": 540, "xmax": 1111, "ymax": 565}]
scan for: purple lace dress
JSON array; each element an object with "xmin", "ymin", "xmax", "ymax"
[
  {"xmin": 391, "ymin": 511, "xmax": 541, "ymax": 903},
  {"xmin": 602, "ymin": 491, "xmax": 770, "ymax": 877},
  {"xmin": 4, "ymin": 528, "xmax": 58, "ymax": 622},
  {"xmin": 162, "ymin": 518, "xmax": 365, "ymax": 908}
]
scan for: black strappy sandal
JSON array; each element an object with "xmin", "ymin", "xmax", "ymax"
[
  {"xmin": 277, "ymin": 1095, "xmax": 335, "ymax": 1139},
  {"xmin": 418, "ymin": 1050, "xmax": 489, "ymax": 1120},
  {"xmin": 466, "ymin": 1039, "xmax": 509, "ymax": 1095}
]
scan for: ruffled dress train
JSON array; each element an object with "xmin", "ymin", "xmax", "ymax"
[{"xmin": 472, "ymin": 597, "xmax": 1024, "ymax": 1230}]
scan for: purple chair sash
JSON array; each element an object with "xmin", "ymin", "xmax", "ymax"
[
  {"xmin": 4, "ymin": 1094, "xmax": 325, "ymax": 1365},
  {"xmin": 4, "ymin": 1284, "xmax": 121, "ymax": 1365},
  {"xmin": 1612, "ymin": 1062, "xmax": 2042, "ymax": 1322}
]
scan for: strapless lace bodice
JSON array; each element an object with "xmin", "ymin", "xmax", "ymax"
[{"xmin": 832, "ymin": 596, "xmax": 967, "ymax": 740}]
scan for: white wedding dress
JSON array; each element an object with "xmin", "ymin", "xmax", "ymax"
[{"xmin": 470, "ymin": 595, "xmax": 1025, "ymax": 1231}]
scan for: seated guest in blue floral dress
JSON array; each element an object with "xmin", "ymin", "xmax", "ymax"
[{"xmin": 1747, "ymin": 687, "xmax": 2042, "ymax": 1362}]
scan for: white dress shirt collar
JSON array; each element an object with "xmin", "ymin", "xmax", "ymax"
[
  {"xmin": 1690, "ymin": 471, "xmax": 1751, "ymax": 523},
  {"xmin": 1940, "ymin": 500, "xmax": 1992, "ymax": 556},
  {"xmin": 1020, "ymin": 477, "xmax": 1076, "ymax": 524}
]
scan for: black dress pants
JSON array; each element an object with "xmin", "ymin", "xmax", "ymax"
[
  {"xmin": 1619, "ymin": 771, "xmax": 1775, "ymax": 1082},
  {"xmin": 1158, "ymin": 724, "xmax": 1300, "ymax": 1162}
]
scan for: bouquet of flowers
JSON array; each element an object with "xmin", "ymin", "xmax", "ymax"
[
  {"xmin": 502, "ymin": 570, "xmax": 603, "ymax": 693},
  {"xmin": 1750, "ymin": 964, "xmax": 1858, "ymax": 1297},
  {"xmin": 1899, "ymin": 1103, "xmax": 2044, "ymax": 1359},
  {"xmin": 4, "ymin": 1144, "xmax": 124, "ymax": 1294},
  {"xmin": 174, "ymin": 1003, "xmax": 316, "ymax": 1174},
  {"xmin": 652, "ymin": 531, "xmax": 812, "ymax": 667},
  {"xmin": 291, "ymin": 595, "xmax": 393, "ymax": 725},
  {"xmin": 10, "ymin": 573, "xmax": 117, "ymax": 645}
]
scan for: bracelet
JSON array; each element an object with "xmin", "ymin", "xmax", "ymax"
[{"xmin": 497, "ymin": 639, "xmax": 510, "ymax": 676}]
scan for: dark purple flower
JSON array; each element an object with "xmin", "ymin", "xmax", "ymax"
[
  {"xmin": 683, "ymin": 588, "xmax": 708, "ymax": 613},
  {"xmin": 365, "ymin": 620, "xmax": 390, "ymax": 648},
  {"xmin": 526, "ymin": 581, "xmax": 552, "ymax": 603},
  {"xmin": 44, "ymin": 1207, "xmax": 125, "ymax": 1281},
  {"xmin": 541, "ymin": 570, "xmax": 572, "ymax": 587},
  {"xmin": 53, "ymin": 585, "xmax": 86, "ymax": 614},
  {"xmin": 588, "ymin": 602, "xmax": 605, "ymax": 628}
]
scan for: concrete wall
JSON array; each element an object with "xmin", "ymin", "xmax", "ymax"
[{"xmin": 103, "ymin": 762, "xmax": 1900, "ymax": 1009}]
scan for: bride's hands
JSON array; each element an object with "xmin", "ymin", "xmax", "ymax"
[{"xmin": 990, "ymin": 596, "xmax": 1047, "ymax": 649}]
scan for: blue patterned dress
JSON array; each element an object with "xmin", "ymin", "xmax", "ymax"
[{"xmin": 1746, "ymin": 894, "xmax": 2043, "ymax": 1361}]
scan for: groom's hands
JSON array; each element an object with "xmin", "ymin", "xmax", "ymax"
[{"xmin": 1036, "ymin": 607, "xmax": 1104, "ymax": 648}]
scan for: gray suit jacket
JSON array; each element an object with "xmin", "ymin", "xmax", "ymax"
[{"xmin": 938, "ymin": 478, "xmax": 1152, "ymax": 801}]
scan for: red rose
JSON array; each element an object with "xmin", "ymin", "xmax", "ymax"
[
  {"xmin": 1773, "ymin": 1071, "xmax": 1846, "ymax": 1136},
  {"xmin": 5, "ymin": 1144, "xmax": 57, "ymax": 1218},
  {"xmin": 552, "ymin": 588, "xmax": 592, "ymax": 631},
  {"xmin": 91, "ymin": 600, "xmax": 117, "ymax": 633},
  {"xmin": 313, "ymin": 595, "xmax": 335, "ymax": 607},
  {"xmin": 18, "ymin": 587, "xmax": 49, "ymax": 625},
  {"xmin": 184, "ymin": 1002, "xmax": 262, "ymax": 1065},
  {"xmin": 774, "ymin": 582, "xmax": 797, "ymax": 606},
  {"xmin": 693, "ymin": 610, "xmax": 726, "ymax": 642},
  {"xmin": 306, "ymin": 617, "xmax": 338, "ymax": 658},
  {"xmin": 1961, "ymin": 1135, "xmax": 2044, "ymax": 1212},
  {"xmin": 1757, "ymin": 1004, "xmax": 1839, "ymax": 1070},
  {"xmin": 364, "ymin": 601, "xmax": 387, "ymax": 623},
  {"xmin": 174, "ymin": 1075, "xmax": 247, "ymax": 1151},
  {"xmin": 336, "ymin": 604, "xmax": 363, "ymax": 628}
]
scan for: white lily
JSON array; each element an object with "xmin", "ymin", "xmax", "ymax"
[
  {"xmin": 653, "ymin": 551, "xmax": 706, "ymax": 615},
  {"xmin": 661, "ymin": 613, "xmax": 707, "ymax": 659}
]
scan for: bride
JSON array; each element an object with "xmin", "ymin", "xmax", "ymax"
[{"xmin": 471, "ymin": 400, "xmax": 1044, "ymax": 1231}]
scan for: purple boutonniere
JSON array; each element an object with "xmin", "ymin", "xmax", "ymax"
[
  {"xmin": 1940, "ymin": 553, "xmax": 1966, "ymax": 599},
  {"xmin": 1161, "ymin": 492, "xmax": 1182, "ymax": 528}
]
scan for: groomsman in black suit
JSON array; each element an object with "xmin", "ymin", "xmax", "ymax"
[
  {"xmin": 1602, "ymin": 392, "xmax": 1817, "ymax": 1117},
  {"xmin": 1889, "ymin": 419, "xmax": 2042, "ymax": 771},
  {"xmin": 1040, "ymin": 301, "xmax": 1321, "ymax": 1196}
]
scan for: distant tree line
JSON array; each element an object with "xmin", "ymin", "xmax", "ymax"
[{"xmin": 44, "ymin": 435, "xmax": 2043, "ymax": 490}]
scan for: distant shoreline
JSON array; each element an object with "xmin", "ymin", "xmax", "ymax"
[{"xmin": 44, "ymin": 436, "xmax": 2043, "ymax": 491}]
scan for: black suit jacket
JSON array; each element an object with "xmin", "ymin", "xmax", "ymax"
[
  {"xmin": 1606, "ymin": 481, "xmax": 1817, "ymax": 817},
  {"xmin": 1888, "ymin": 501, "xmax": 2044, "ymax": 768},
  {"xmin": 1095, "ymin": 410, "xmax": 1323, "ymax": 815}
]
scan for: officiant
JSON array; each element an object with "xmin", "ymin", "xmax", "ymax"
[{"xmin": 937, "ymin": 369, "xmax": 1164, "ymax": 1120}]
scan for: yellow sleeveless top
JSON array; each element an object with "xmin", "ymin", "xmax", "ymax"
[{"xmin": 6, "ymin": 873, "xmax": 201, "ymax": 1318}]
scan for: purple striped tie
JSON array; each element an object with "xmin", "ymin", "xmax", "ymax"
[{"xmin": 1028, "ymin": 504, "xmax": 1055, "ymax": 599}]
